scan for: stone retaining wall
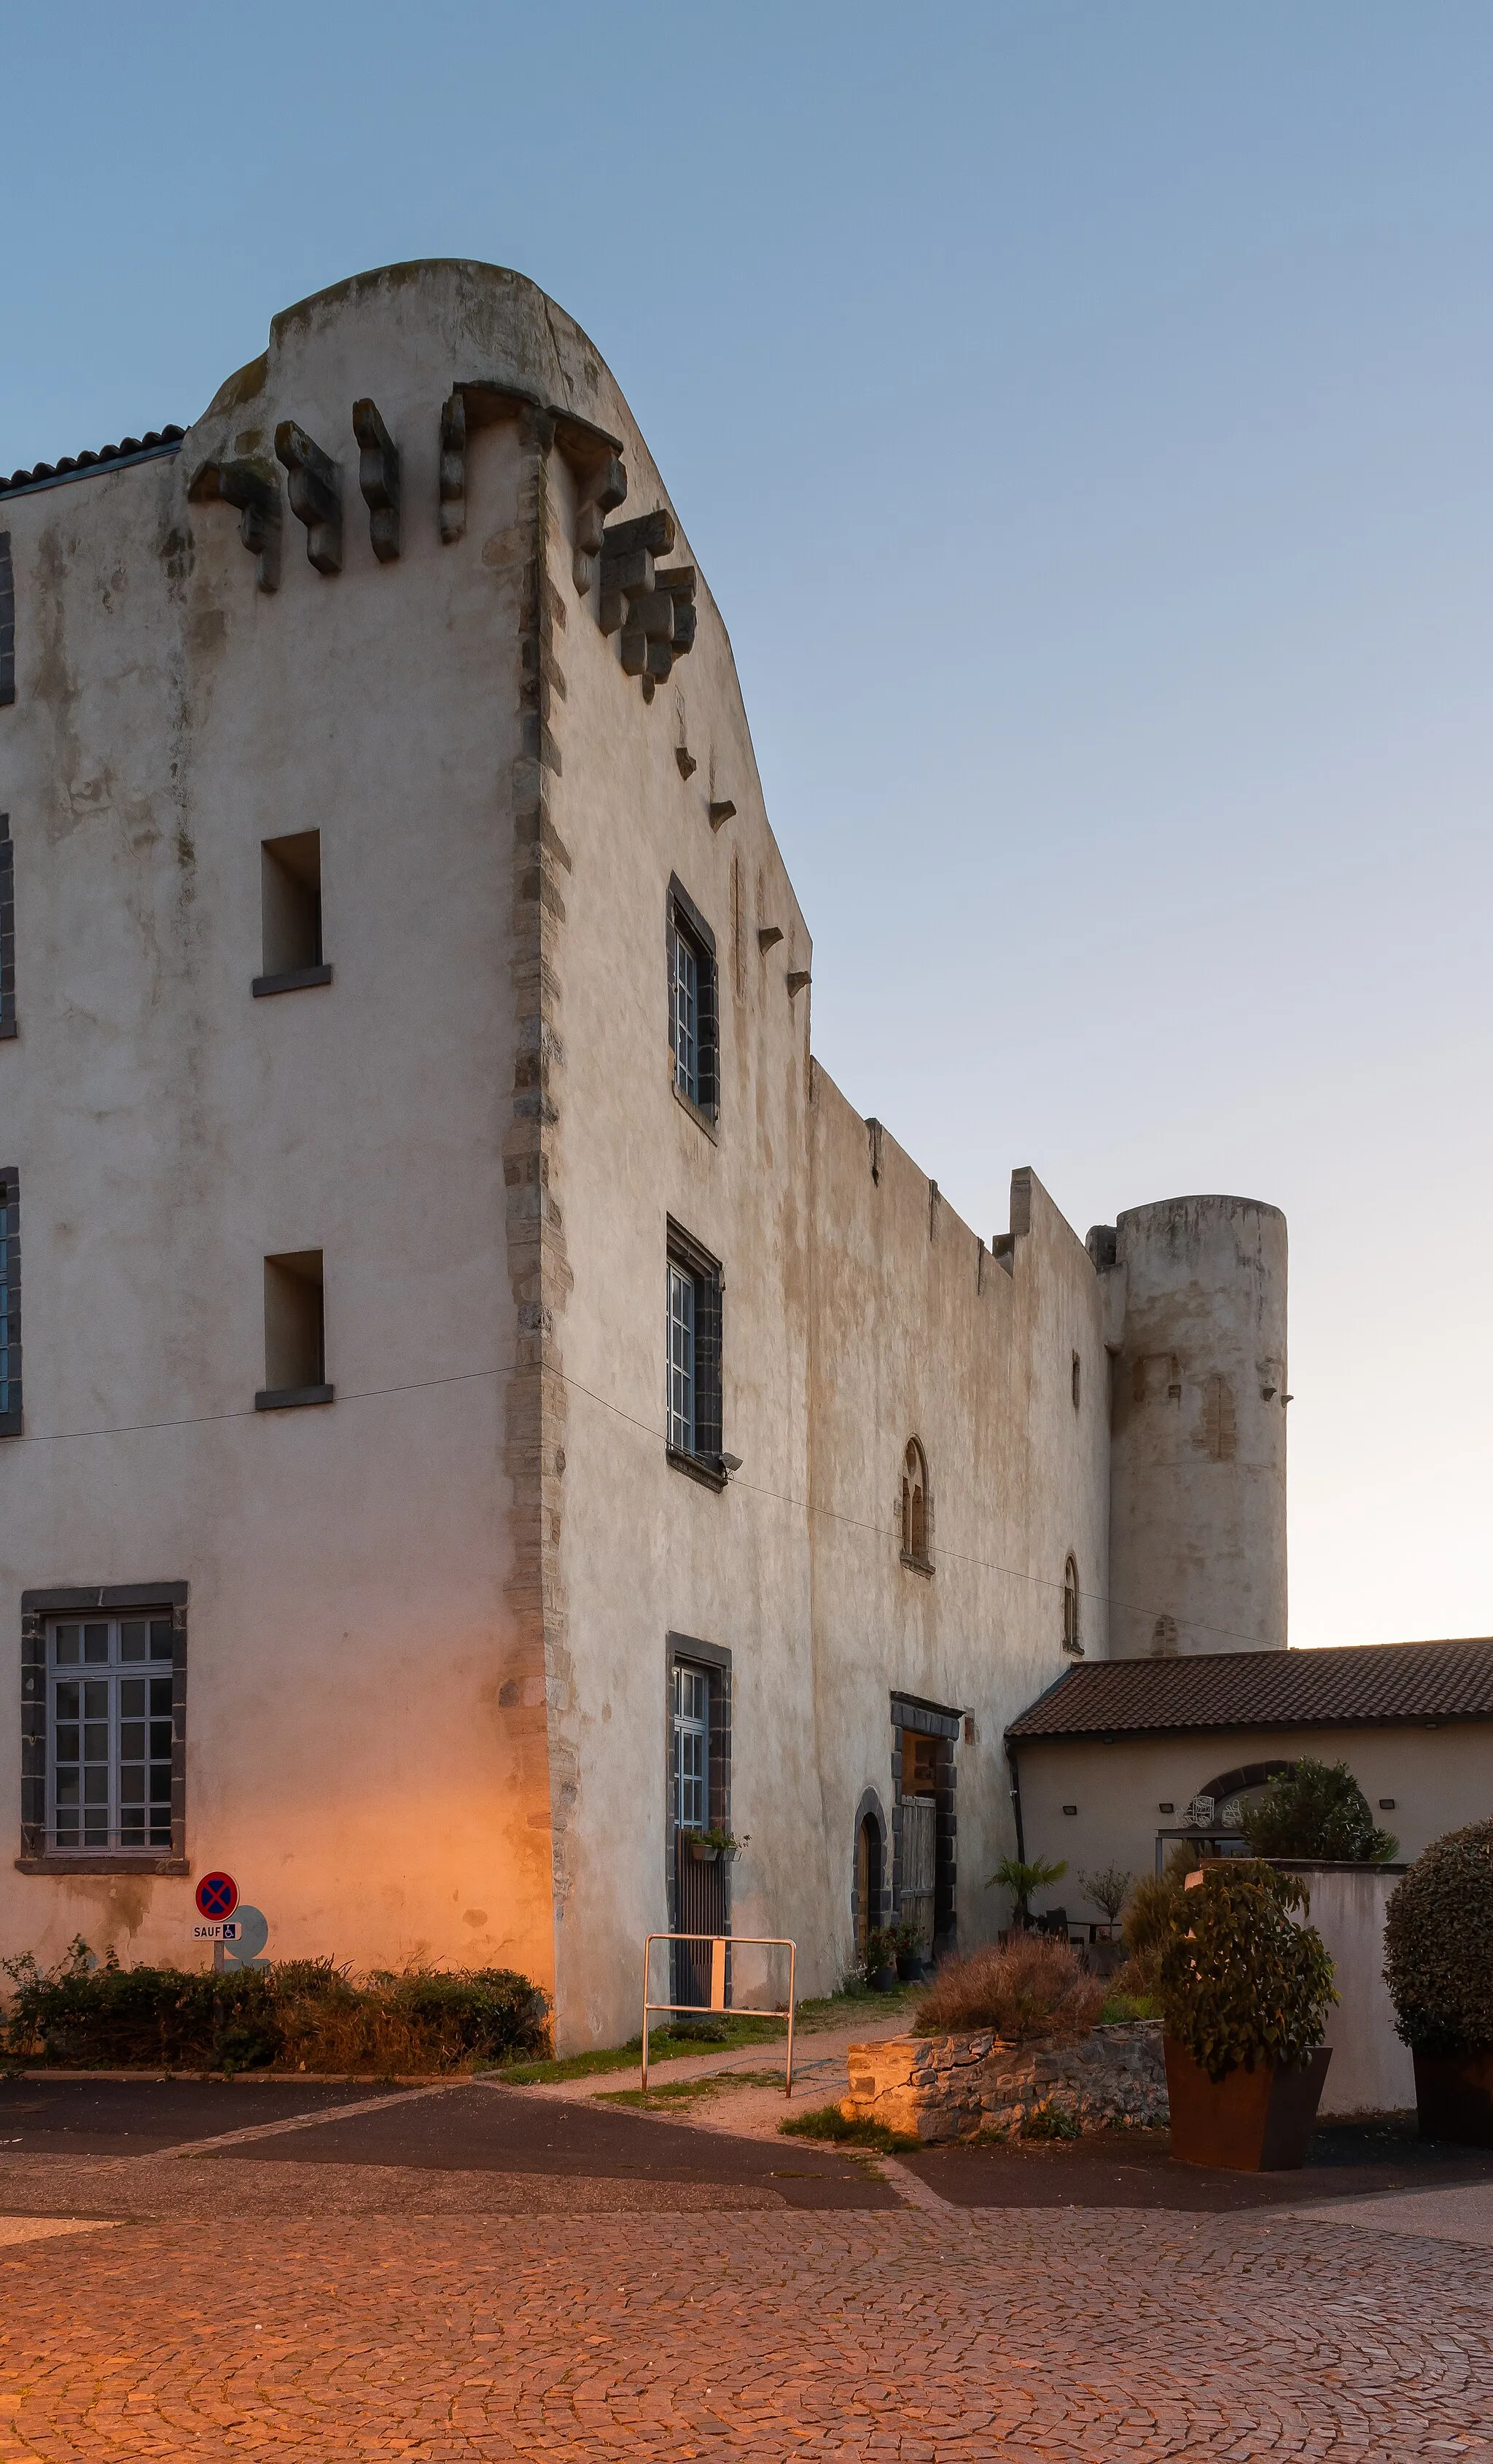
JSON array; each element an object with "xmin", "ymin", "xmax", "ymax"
[{"xmin": 842, "ymin": 2022, "xmax": 1167, "ymax": 2144}]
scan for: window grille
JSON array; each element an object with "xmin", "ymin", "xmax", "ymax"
[
  {"xmin": 0, "ymin": 814, "xmax": 14, "ymax": 1037},
  {"xmin": 667, "ymin": 1261, "xmax": 695, "ymax": 1454},
  {"xmin": 673, "ymin": 1664, "xmax": 710, "ymax": 1831},
  {"xmin": 0, "ymin": 1169, "xmax": 17, "ymax": 1435},
  {"xmin": 666, "ymin": 877, "xmax": 718, "ymax": 1116},
  {"xmin": 666, "ymin": 1221, "xmax": 724, "ymax": 1473},
  {"xmin": 46, "ymin": 1615, "xmax": 175, "ymax": 1851}
]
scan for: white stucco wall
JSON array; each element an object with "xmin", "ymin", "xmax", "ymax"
[
  {"xmin": 1013, "ymin": 1723, "xmax": 1493, "ymax": 1920},
  {"xmin": 1272, "ymin": 1863, "xmax": 1416, "ymax": 2116},
  {"xmin": 0, "ymin": 260, "xmax": 1288, "ymax": 2051}
]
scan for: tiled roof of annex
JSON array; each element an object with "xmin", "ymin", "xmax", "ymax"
[
  {"xmin": 1005, "ymin": 1635, "xmax": 1493, "ymax": 1742},
  {"xmin": 1, "ymin": 429, "xmax": 184, "ymax": 501}
]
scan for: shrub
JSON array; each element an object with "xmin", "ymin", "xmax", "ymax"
[
  {"xmin": 1078, "ymin": 1866, "xmax": 1133, "ymax": 1924},
  {"xmin": 1159, "ymin": 1862, "xmax": 1335, "ymax": 2082},
  {"xmin": 1383, "ymin": 1817, "xmax": 1493, "ymax": 2058},
  {"xmin": 912, "ymin": 1934, "xmax": 1104, "ymax": 2045},
  {"xmin": 1239, "ymin": 1758, "xmax": 1398, "ymax": 1863},
  {"xmin": 1, "ymin": 1940, "xmax": 550, "ymax": 2072},
  {"xmin": 1121, "ymin": 1852, "xmax": 1200, "ymax": 1988},
  {"xmin": 779, "ymin": 2104, "xmax": 919, "ymax": 2153}
]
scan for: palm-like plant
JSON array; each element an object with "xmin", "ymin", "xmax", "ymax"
[{"xmin": 986, "ymin": 1854, "xmax": 1067, "ymax": 1925}]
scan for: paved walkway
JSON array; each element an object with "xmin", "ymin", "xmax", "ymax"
[{"xmin": 1, "ymin": 2188, "xmax": 1492, "ymax": 2459}]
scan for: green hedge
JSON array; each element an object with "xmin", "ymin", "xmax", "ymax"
[
  {"xmin": 1, "ymin": 1940, "xmax": 550, "ymax": 2072},
  {"xmin": 1384, "ymin": 1819, "xmax": 1493, "ymax": 2057}
]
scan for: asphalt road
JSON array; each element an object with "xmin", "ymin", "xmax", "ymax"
[{"xmin": 0, "ymin": 2075, "xmax": 381, "ymax": 2155}]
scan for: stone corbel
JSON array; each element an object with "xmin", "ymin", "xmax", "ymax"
[
  {"xmin": 187, "ymin": 456, "xmax": 282, "ymax": 593},
  {"xmin": 599, "ymin": 515, "xmax": 698, "ymax": 699},
  {"xmin": 275, "ymin": 422, "xmax": 343, "ymax": 574},
  {"xmin": 438, "ymin": 383, "xmax": 625, "ymax": 555},
  {"xmin": 352, "ymin": 399, "xmax": 399, "ymax": 563},
  {"xmin": 570, "ymin": 451, "xmax": 628, "ymax": 594},
  {"xmin": 438, "ymin": 390, "xmax": 467, "ymax": 544}
]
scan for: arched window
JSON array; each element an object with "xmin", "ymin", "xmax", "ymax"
[
  {"xmin": 900, "ymin": 1438, "xmax": 931, "ymax": 1570},
  {"xmin": 1061, "ymin": 1555, "xmax": 1082, "ymax": 1653}
]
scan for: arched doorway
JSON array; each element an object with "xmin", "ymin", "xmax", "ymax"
[{"xmin": 855, "ymin": 1807, "xmax": 884, "ymax": 1954}]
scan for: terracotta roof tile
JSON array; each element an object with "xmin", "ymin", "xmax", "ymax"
[
  {"xmin": 1005, "ymin": 1637, "xmax": 1493, "ymax": 1741},
  {"xmin": 1, "ymin": 429, "xmax": 184, "ymax": 500}
]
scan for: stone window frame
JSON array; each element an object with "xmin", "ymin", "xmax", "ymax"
[
  {"xmin": 889, "ymin": 1691, "xmax": 959, "ymax": 1960},
  {"xmin": 663, "ymin": 1632, "xmax": 733, "ymax": 1933},
  {"xmin": 1061, "ymin": 1554, "xmax": 1083, "ymax": 1655},
  {"xmin": 849, "ymin": 1787, "xmax": 890, "ymax": 1947},
  {"xmin": 17, "ymin": 1583, "xmax": 190, "ymax": 1876},
  {"xmin": 900, "ymin": 1436, "xmax": 933, "ymax": 1574},
  {"xmin": 0, "ymin": 814, "xmax": 15, "ymax": 1039},
  {"xmin": 0, "ymin": 1166, "xmax": 17, "ymax": 1437},
  {"xmin": 665, "ymin": 1218, "xmax": 725, "ymax": 1490},
  {"xmin": 0, "ymin": 533, "xmax": 13, "ymax": 707},
  {"xmin": 666, "ymin": 875, "xmax": 719, "ymax": 1137}
]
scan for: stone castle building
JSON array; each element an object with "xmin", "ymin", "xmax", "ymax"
[{"xmin": 0, "ymin": 262, "xmax": 1287, "ymax": 2046}]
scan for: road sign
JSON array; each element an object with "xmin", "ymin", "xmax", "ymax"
[
  {"xmin": 195, "ymin": 1871, "xmax": 238, "ymax": 1920},
  {"xmin": 192, "ymin": 1919, "xmax": 241, "ymax": 1943},
  {"xmin": 221, "ymin": 1906, "xmax": 269, "ymax": 1967}
]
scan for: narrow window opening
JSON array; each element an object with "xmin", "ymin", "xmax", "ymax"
[
  {"xmin": 1071, "ymin": 1351, "xmax": 1080, "ymax": 1408},
  {"xmin": 257, "ymin": 1250, "xmax": 332, "ymax": 1409},
  {"xmin": 666, "ymin": 1222, "xmax": 724, "ymax": 1482},
  {"xmin": 1062, "ymin": 1555, "xmax": 1083, "ymax": 1653},
  {"xmin": 0, "ymin": 1168, "xmax": 18, "ymax": 1435},
  {"xmin": 256, "ymin": 831, "xmax": 331, "ymax": 995},
  {"xmin": 900, "ymin": 1438, "xmax": 932, "ymax": 1570},
  {"xmin": 0, "ymin": 814, "xmax": 15, "ymax": 1038},
  {"xmin": 0, "ymin": 532, "xmax": 14, "ymax": 707},
  {"xmin": 666, "ymin": 877, "xmax": 718, "ymax": 1119}
]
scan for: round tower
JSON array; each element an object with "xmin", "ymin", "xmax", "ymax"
[{"xmin": 1102, "ymin": 1196, "xmax": 1287, "ymax": 1658}]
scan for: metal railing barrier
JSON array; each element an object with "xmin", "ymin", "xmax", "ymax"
[{"xmin": 641, "ymin": 1933, "xmax": 797, "ymax": 2094}]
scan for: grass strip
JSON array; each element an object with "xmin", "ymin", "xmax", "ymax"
[{"xmin": 779, "ymin": 2102, "xmax": 920, "ymax": 2155}]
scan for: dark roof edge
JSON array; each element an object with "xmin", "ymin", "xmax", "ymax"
[
  {"xmin": 1, "ymin": 436, "xmax": 184, "ymax": 504},
  {"xmin": 1005, "ymin": 1706, "xmax": 1493, "ymax": 1743}
]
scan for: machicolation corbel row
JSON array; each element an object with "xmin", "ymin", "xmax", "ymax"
[{"xmin": 187, "ymin": 380, "xmax": 696, "ymax": 701}]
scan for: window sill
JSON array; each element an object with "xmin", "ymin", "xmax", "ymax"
[
  {"xmin": 671, "ymin": 1080, "xmax": 719, "ymax": 1143},
  {"xmin": 252, "ymin": 964, "xmax": 333, "ymax": 998},
  {"xmin": 666, "ymin": 1445, "xmax": 728, "ymax": 1493},
  {"xmin": 16, "ymin": 1855, "xmax": 189, "ymax": 1876},
  {"xmin": 900, "ymin": 1551, "xmax": 935, "ymax": 1578},
  {"xmin": 0, "ymin": 1411, "xmax": 20, "ymax": 1438},
  {"xmin": 255, "ymin": 1384, "xmax": 335, "ymax": 1412}
]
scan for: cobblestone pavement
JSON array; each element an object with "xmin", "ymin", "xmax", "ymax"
[{"xmin": 2, "ymin": 2188, "xmax": 1493, "ymax": 2459}]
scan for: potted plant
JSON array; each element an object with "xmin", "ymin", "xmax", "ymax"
[
  {"xmin": 687, "ymin": 1825, "xmax": 749, "ymax": 1864},
  {"xmin": 1159, "ymin": 1860, "xmax": 1336, "ymax": 2170},
  {"xmin": 1384, "ymin": 1817, "xmax": 1493, "ymax": 2145},
  {"xmin": 892, "ymin": 1921, "xmax": 927, "ymax": 1984},
  {"xmin": 861, "ymin": 1926, "xmax": 899, "ymax": 1992}
]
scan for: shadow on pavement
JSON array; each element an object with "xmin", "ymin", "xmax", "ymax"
[{"xmin": 904, "ymin": 2119, "xmax": 1493, "ymax": 2210}]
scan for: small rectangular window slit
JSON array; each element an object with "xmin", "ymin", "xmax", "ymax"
[
  {"xmin": 255, "ymin": 832, "xmax": 332, "ymax": 996},
  {"xmin": 257, "ymin": 1250, "xmax": 332, "ymax": 1409}
]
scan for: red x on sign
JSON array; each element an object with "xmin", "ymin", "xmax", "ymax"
[{"xmin": 195, "ymin": 1872, "xmax": 238, "ymax": 1921}]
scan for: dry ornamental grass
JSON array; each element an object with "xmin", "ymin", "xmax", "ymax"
[{"xmin": 911, "ymin": 1935, "xmax": 1106, "ymax": 2044}]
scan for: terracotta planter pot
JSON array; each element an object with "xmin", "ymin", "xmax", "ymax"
[
  {"xmin": 1163, "ymin": 2038, "xmax": 1331, "ymax": 2171},
  {"xmin": 687, "ymin": 1838, "xmax": 719, "ymax": 1863},
  {"xmin": 1413, "ymin": 2049, "xmax": 1493, "ymax": 2147}
]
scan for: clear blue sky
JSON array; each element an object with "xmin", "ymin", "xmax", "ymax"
[{"xmin": 4, "ymin": 4, "xmax": 1490, "ymax": 1650}]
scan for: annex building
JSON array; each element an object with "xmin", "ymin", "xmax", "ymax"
[{"xmin": 0, "ymin": 262, "xmax": 1290, "ymax": 2047}]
